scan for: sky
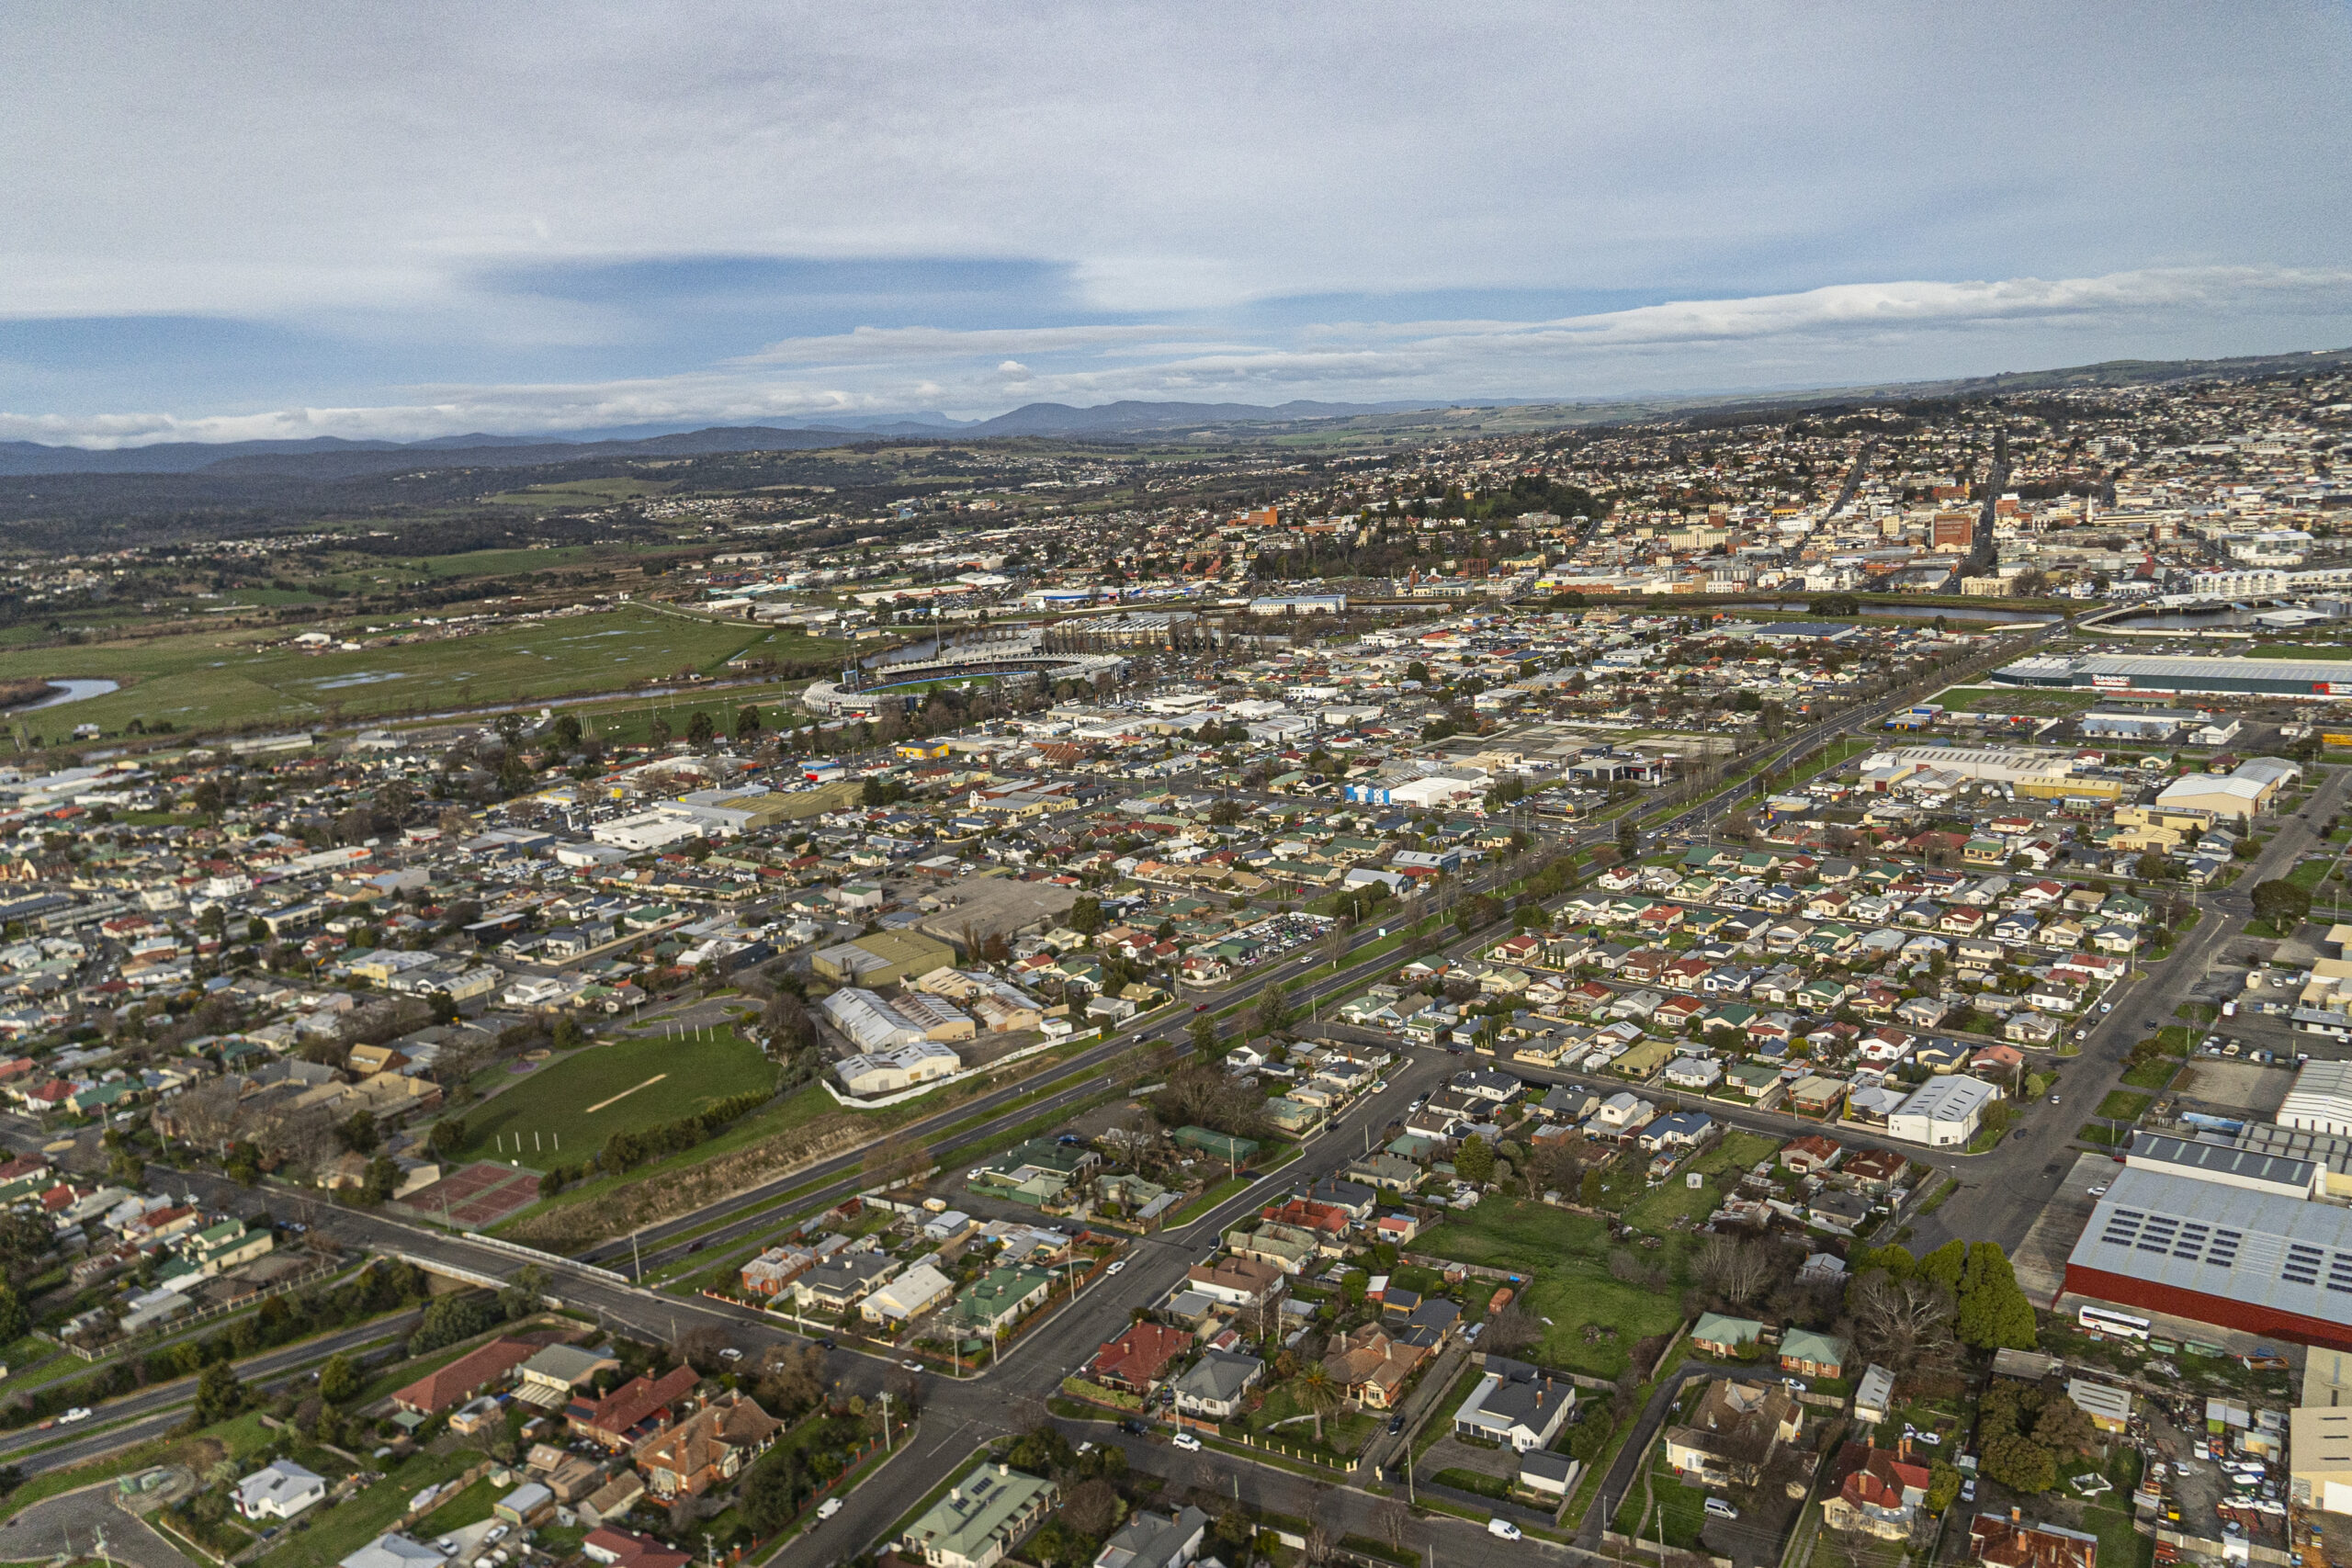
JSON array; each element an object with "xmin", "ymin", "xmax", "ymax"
[{"xmin": 4, "ymin": 2, "xmax": 2352, "ymax": 447}]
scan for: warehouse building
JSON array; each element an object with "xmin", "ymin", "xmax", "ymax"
[
  {"xmin": 2283, "ymin": 1061, "xmax": 2352, "ymax": 1137},
  {"xmin": 2124, "ymin": 1131, "xmax": 2322, "ymax": 1200},
  {"xmin": 2064, "ymin": 1167, "xmax": 2352, "ymax": 1350},
  {"xmin": 1993, "ymin": 652, "xmax": 2352, "ymax": 700}
]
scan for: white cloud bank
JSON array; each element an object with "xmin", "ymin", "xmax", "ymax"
[{"xmin": 6, "ymin": 265, "xmax": 2349, "ymax": 448}]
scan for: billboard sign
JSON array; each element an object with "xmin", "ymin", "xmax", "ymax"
[{"xmin": 2091, "ymin": 674, "xmax": 2132, "ymax": 690}]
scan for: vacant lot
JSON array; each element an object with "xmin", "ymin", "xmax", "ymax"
[
  {"xmin": 1415, "ymin": 1201, "xmax": 1684, "ymax": 1378},
  {"xmin": 5, "ymin": 604, "xmax": 840, "ymax": 738},
  {"xmin": 1934, "ymin": 684, "xmax": 2103, "ymax": 715},
  {"xmin": 450, "ymin": 1029, "xmax": 776, "ymax": 1167}
]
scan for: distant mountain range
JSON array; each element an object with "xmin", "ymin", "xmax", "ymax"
[
  {"xmin": 2, "ymin": 349, "xmax": 2344, "ymax": 480},
  {"xmin": 0, "ymin": 399, "xmax": 1423, "ymax": 479}
]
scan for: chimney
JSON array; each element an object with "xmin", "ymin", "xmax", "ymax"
[
  {"xmin": 2011, "ymin": 1506, "xmax": 2021, "ymax": 1525},
  {"xmin": 999, "ymin": 1462, "xmax": 1010, "ymax": 1476}
]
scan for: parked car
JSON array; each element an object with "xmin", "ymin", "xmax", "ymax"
[
  {"xmin": 1961, "ymin": 1479, "xmax": 1977, "ymax": 1504},
  {"xmin": 1388, "ymin": 1415, "xmax": 1407, "ymax": 1435},
  {"xmin": 815, "ymin": 1498, "xmax": 842, "ymax": 1522},
  {"xmin": 1171, "ymin": 1432, "xmax": 1202, "ymax": 1451},
  {"xmin": 718, "ymin": 1347, "xmax": 743, "ymax": 1361},
  {"xmin": 484, "ymin": 1527, "xmax": 509, "ymax": 1545},
  {"xmin": 901, "ymin": 1359, "xmax": 924, "ymax": 1371},
  {"xmin": 1105, "ymin": 1260, "xmax": 1126, "ymax": 1275},
  {"xmin": 1705, "ymin": 1498, "xmax": 1740, "ymax": 1520},
  {"xmin": 1487, "ymin": 1520, "xmax": 1523, "ymax": 1540},
  {"xmin": 1121, "ymin": 1418, "xmax": 1148, "ymax": 1436}
]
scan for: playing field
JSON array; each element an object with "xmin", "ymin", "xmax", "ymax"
[
  {"xmin": 447, "ymin": 1029, "xmax": 777, "ymax": 1168},
  {"xmin": 1, "ymin": 603, "xmax": 843, "ymax": 739}
]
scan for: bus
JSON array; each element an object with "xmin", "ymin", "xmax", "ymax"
[{"xmin": 2079, "ymin": 1304, "xmax": 2151, "ymax": 1340}]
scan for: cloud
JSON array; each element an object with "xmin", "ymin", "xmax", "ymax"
[{"xmin": 11, "ymin": 264, "xmax": 2351, "ymax": 447}]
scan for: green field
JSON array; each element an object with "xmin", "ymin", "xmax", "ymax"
[
  {"xmin": 3, "ymin": 604, "xmax": 844, "ymax": 739},
  {"xmin": 451, "ymin": 1029, "xmax": 777, "ymax": 1166},
  {"xmin": 1415, "ymin": 1201, "xmax": 1684, "ymax": 1378},
  {"xmin": 2246, "ymin": 643, "xmax": 2352, "ymax": 660},
  {"xmin": 483, "ymin": 478, "xmax": 676, "ymax": 510}
]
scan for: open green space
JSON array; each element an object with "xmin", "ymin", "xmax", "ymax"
[
  {"xmin": 2096, "ymin": 1089, "xmax": 2153, "ymax": 1123},
  {"xmin": 1623, "ymin": 1132, "xmax": 1783, "ymax": 1233},
  {"xmin": 1932, "ymin": 684, "xmax": 2104, "ymax": 714},
  {"xmin": 1415, "ymin": 1200, "xmax": 1687, "ymax": 1377},
  {"xmin": 1612, "ymin": 1446, "xmax": 1707, "ymax": 1549},
  {"xmin": 451, "ymin": 1028, "xmax": 776, "ymax": 1165},
  {"xmin": 484, "ymin": 479, "xmax": 676, "ymax": 510},
  {"xmin": 2, "ymin": 602, "xmax": 833, "ymax": 739},
  {"xmin": 253, "ymin": 1450, "xmax": 480, "ymax": 1568}
]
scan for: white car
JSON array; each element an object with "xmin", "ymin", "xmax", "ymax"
[
  {"xmin": 901, "ymin": 1359, "xmax": 924, "ymax": 1371},
  {"xmin": 2100, "ymin": 1002, "xmax": 2113, "ymax": 1013},
  {"xmin": 1105, "ymin": 1260, "xmax": 1126, "ymax": 1276},
  {"xmin": 815, "ymin": 1498, "xmax": 842, "ymax": 1521},
  {"xmin": 59, "ymin": 1406, "xmax": 91, "ymax": 1424},
  {"xmin": 1170, "ymin": 1432, "xmax": 1201, "ymax": 1451},
  {"xmin": 2087, "ymin": 1183, "xmax": 2109, "ymax": 1196},
  {"xmin": 1370, "ymin": 1079, "xmax": 1388, "ymax": 1094},
  {"xmin": 1705, "ymin": 1498, "xmax": 1740, "ymax": 1520},
  {"xmin": 1487, "ymin": 1519, "xmax": 1523, "ymax": 1540},
  {"xmin": 967, "ymin": 1168, "xmax": 985, "ymax": 1181},
  {"xmin": 718, "ymin": 1347, "xmax": 743, "ymax": 1361},
  {"xmin": 484, "ymin": 1527, "xmax": 508, "ymax": 1545}
]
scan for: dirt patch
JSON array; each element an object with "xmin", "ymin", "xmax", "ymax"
[{"xmin": 2172, "ymin": 1060, "xmax": 2292, "ymax": 1117}]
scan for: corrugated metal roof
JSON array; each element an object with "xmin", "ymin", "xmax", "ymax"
[{"xmin": 2065, "ymin": 1167, "xmax": 2352, "ymax": 1330}]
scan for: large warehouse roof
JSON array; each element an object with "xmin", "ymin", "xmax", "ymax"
[
  {"xmin": 2065, "ymin": 1167, "xmax": 2352, "ymax": 1337},
  {"xmin": 2284, "ymin": 1061, "xmax": 2352, "ymax": 1137},
  {"xmin": 1995, "ymin": 653, "xmax": 2352, "ymax": 696}
]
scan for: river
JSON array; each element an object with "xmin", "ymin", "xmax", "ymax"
[{"xmin": 18, "ymin": 678, "xmax": 119, "ymax": 710}]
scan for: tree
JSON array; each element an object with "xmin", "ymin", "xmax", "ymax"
[
  {"xmin": 1480, "ymin": 1301, "xmax": 1540, "ymax": 1358},
  {"xmin": 1188, "ymin": 1012, "xmax": 1220, "ymax": 1060},
  {"xmin": 0, "ymin": 1282, "xmax": 27, "ymax": 1342},
  {"xmin": 428, "ymin": 1117, "xmax": 468, "ymax": 1156},
  {"xmin": 1981, "ymin": 1432, "xmax": 2056, "ymax": 1495},
  {"xmin": 361, "ymin": 1156, "xmax": 401, "ymax": 1203},
  {"xmin": 1295, "ymin": 1362, "xmax": 1341, "ymax": 1442},
  {"xmin": 1616, "ymin": 815, "xmax": 1639, "ymax": 858},
  {"xmin": 1063, "ymin": 1477, "xmax": 1120, "ymax": 1540},
  {"xmin": 318, "ymin": 1353, "xmax": 362, "ymax": 1404},
  {"xmin": 741, "ymin": 1446, "xmax": 807, "ymax": 1534},
  {"xmin": 686, "ymin": 710, "xmax": 716, "ymax": 747},
  {"xmin": 1695, "ymin": 1235, "xmax": 1775, "ymax": 1307},
  {"xmin": 1068, "ymin": 896, "xmax": 1104, "ymax": 935},
  {"xmin": 2253, "ymin": 877, "xmax": 2313, "ymax": 931},
  {"xmin": 1848, "ymin": 1270, "xmax": 1958, "ymax": 1374},
  {"xmin": 190, "ymin": 1361, "xmax": 248, "ymax": 1427},
  {"xmin": 1955, "ymin": 1242, "xmax": 2037, "ymax": 1350},
  {"xmin": 734, "ymin": 705, "xmax": 763, "ymax": 741},
  {"xmin": 1455, "ymin": 1134, "xmax": 1495, "ymax": 1185}
]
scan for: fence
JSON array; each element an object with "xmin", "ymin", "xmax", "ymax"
[{"xmin": 46, "ymin": 1250, "xmax": 347, "ymax": 1362}]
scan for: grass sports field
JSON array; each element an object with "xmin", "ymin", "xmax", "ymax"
[
  {"xmin": 4, "ymin": 603, "xmax": 844, "ymax": 739},
  {"xmin": 449, "ymin": 1029, "xmax": 777, "ymax": 1167}
]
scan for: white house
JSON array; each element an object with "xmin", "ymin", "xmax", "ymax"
[
  {"xmin": 234, "ymin": 1459, "xmax": 327, "ymax": 1521},
  {"xmin": 861, "ymin": 1261, "xmax": 956, "ymax": 1325},
  {"xmin": 1887, "ymin": 1077, "xmax": 1996, "ymax": 1147}
]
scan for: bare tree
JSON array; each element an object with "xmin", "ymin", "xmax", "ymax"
[
  {"xmin": 1374, "ymin": 1497, "xmax": 1412, "ymax": 1555},
  {"xmin": 164, "ymin": 1078, "xmax": 247, "ymax": 1153},
  {"xmin": 1479, "ymin": 1301, "xmax": 1541, "ymax": 1359},
  {"xmin": 1695, "ymin": 1235, "xmax": 1775, "ymax": 1307},
  {"xmin": 1848, "ymin": 1271, "xmax": 1958, "ymax": 1374}
]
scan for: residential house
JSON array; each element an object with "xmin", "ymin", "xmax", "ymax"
[
  {"xmin": 1822, "ymin": 1443, "xmax": 1932, "ymax": 1540},
  {"xmin": 1090, "ymin": 1322, "xmax": 1193, "ymax": 1393},
  {"xmin": 1091, "ymin": 1506, "xmax": 1211, "ymax": 1568},
  {"xmin": 392, "ymin": 1337, "xmax": 539, "ymax": 1416},
  {"xmin": 1968, "ymin": 1515, "xmax": 2098, "ymax": 1568},
  {"xmin": 902, "ymin": 1466, "xmax": 1059, "ymax": 1568},
  {"xmin": 1780, "ymin": 1329, "xmax": 1849, "ymax": 1380},
  {"xmin": 1453, "ymin": 1356, "xmax": 1575, "ymax": 1451},
  {"xmin": 571, "ymin": 1366, "xmax": 701, "ymax": 1451},
  {"xmin": 1690, "ymin": 1313, "xmax": 1764, "ymax": 1359},
  {"xmin": 1664, "ymin": 1380, "xmax": 1804, "ymax": 1487},
  {"xmin": 1170, "ymin": 1349, "xmax": 1263, "ymax": 1422},
  {"xmin": 633, "ymin": 1391, "xmax": 784, "ymax": 1498},
  {"xmin": 234, "ymin": 1460, "xmax": 326, "ymax": 1521},
  {"xmin": 1322, "ymin": 1323, "xmax": 1429, "ymax": 1410}
]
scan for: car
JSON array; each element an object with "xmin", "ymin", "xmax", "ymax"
[
  {"xmin": 1389, "ymin": 1414, "xmax": 1407, "ymax": 1435},
  {"xmin": 1487, "ymin": 1520, "xmax": 1523, "ymax": 1540},
  {"xmin": 2100, "ymin": 1002, "xmax": 2113, "ymax": 1013},
  {"xmin": 1076, "ymin": 1441, "xmax": 1096, "ymax": 1455},
  {"xmin": 1194, "ymin": 1003, "xmax": 1209, "ymax": 1012},
  {"xmin": 59, "ymin": 1407, "xmax": 91, "ymax": 1424},
  {"xmin": 1170, "ymin": 1432, "xmax": 1202, "ymax": 1451},
  {"xmin": 1782, "ymin": 1377, "xmax": 1807, "ymax": 1393},
  {"xmin": 484, "ymin": 1527, "xmax": 509, "ymax": 1545},
  {"xmin": 1961, "ymin": 1479, "xmax": 1977, "ymax": 1504},
  {"xmin": 1704, "ymin": 1498, "xmax": 1740, "ymax": 1520},
  {"xmin": 1371, "ymin": 1079, "xmax": 1388, "ymax": 1094},
  {"xmin": 2073, "ymin": 1028, "xmax": 2088, "ymax": 1041},
  {"xmin": 967, "ymin": 1168, "xmax": 985, "ymax": 1181},
  {"xmin": 815, "ymin": 1497, "xmax": 842, "ymax": 1522},
  {"xmin": 437, "ymin": 1542, "xmax": 458, "ymax": 1555},
  {"xmin": 819, "ymin": 1337, "xmax": 837, "ymax": 1350},
  {"xmin": 901, "ymin": 1359, "xmax": 924, "ymax": 1371},
  {"xmin": 1915, "ymin": 1431, "xmax": 1941, "ymax": 1446},
  {"xmin": 2087, "ymin": 1183, "xmax": 2109, "ymax": 1196},
  {"xmin": 1121, "ymin": 1418, "xmax": 1148, "ymax": 1436},
  {"xmin": 2050, "ymin": 1094, "xmax": 2061, "ymax": 1104},
  {"xmin": 718, "ymin": 1347, "xmax": 743, "ymax": 1361},
  {"xmin": 1057, "ymin": 1134, "xmax": 1082, "ymax": 1145}
]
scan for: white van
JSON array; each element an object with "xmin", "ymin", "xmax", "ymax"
[
  {"xmin": 1487, "ymin": 1520, "xmax": 1522, "ymax": 1540},
  {"xmin": 1705, "ymin": 1498, "xmax": 1740, "ymax": 1520}
]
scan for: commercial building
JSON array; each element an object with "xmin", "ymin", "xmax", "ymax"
[
  {"xmin": 1887, "ymin": 1077, "xmax": 1996, "ymax": 1147},
  {"xmin": 812, "ymin": 931, "xmax": 957, "ymax": 987},
  {"xmin": 2124, "ymin": 1131, "xmax": 2320, "ymax": 1200},
  {"xmin": 2064, "ymin": 1166, "xmax": 2352, "ymax": 1349},
  {"xmin": 2290, "ymin": 1406, "xmax": 2352, "ymax": 1511},
  {"xmin": 2154, "ymin": 759, "xmax": 2299, "ymax": 821},
  {"xmin": 2283, "ymin": 1061, "xmax": 2352, "ymax": 1138},
  {"xmin": 1994, "ymin": 652, "xmax": 2352, "ymax": 701}
]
